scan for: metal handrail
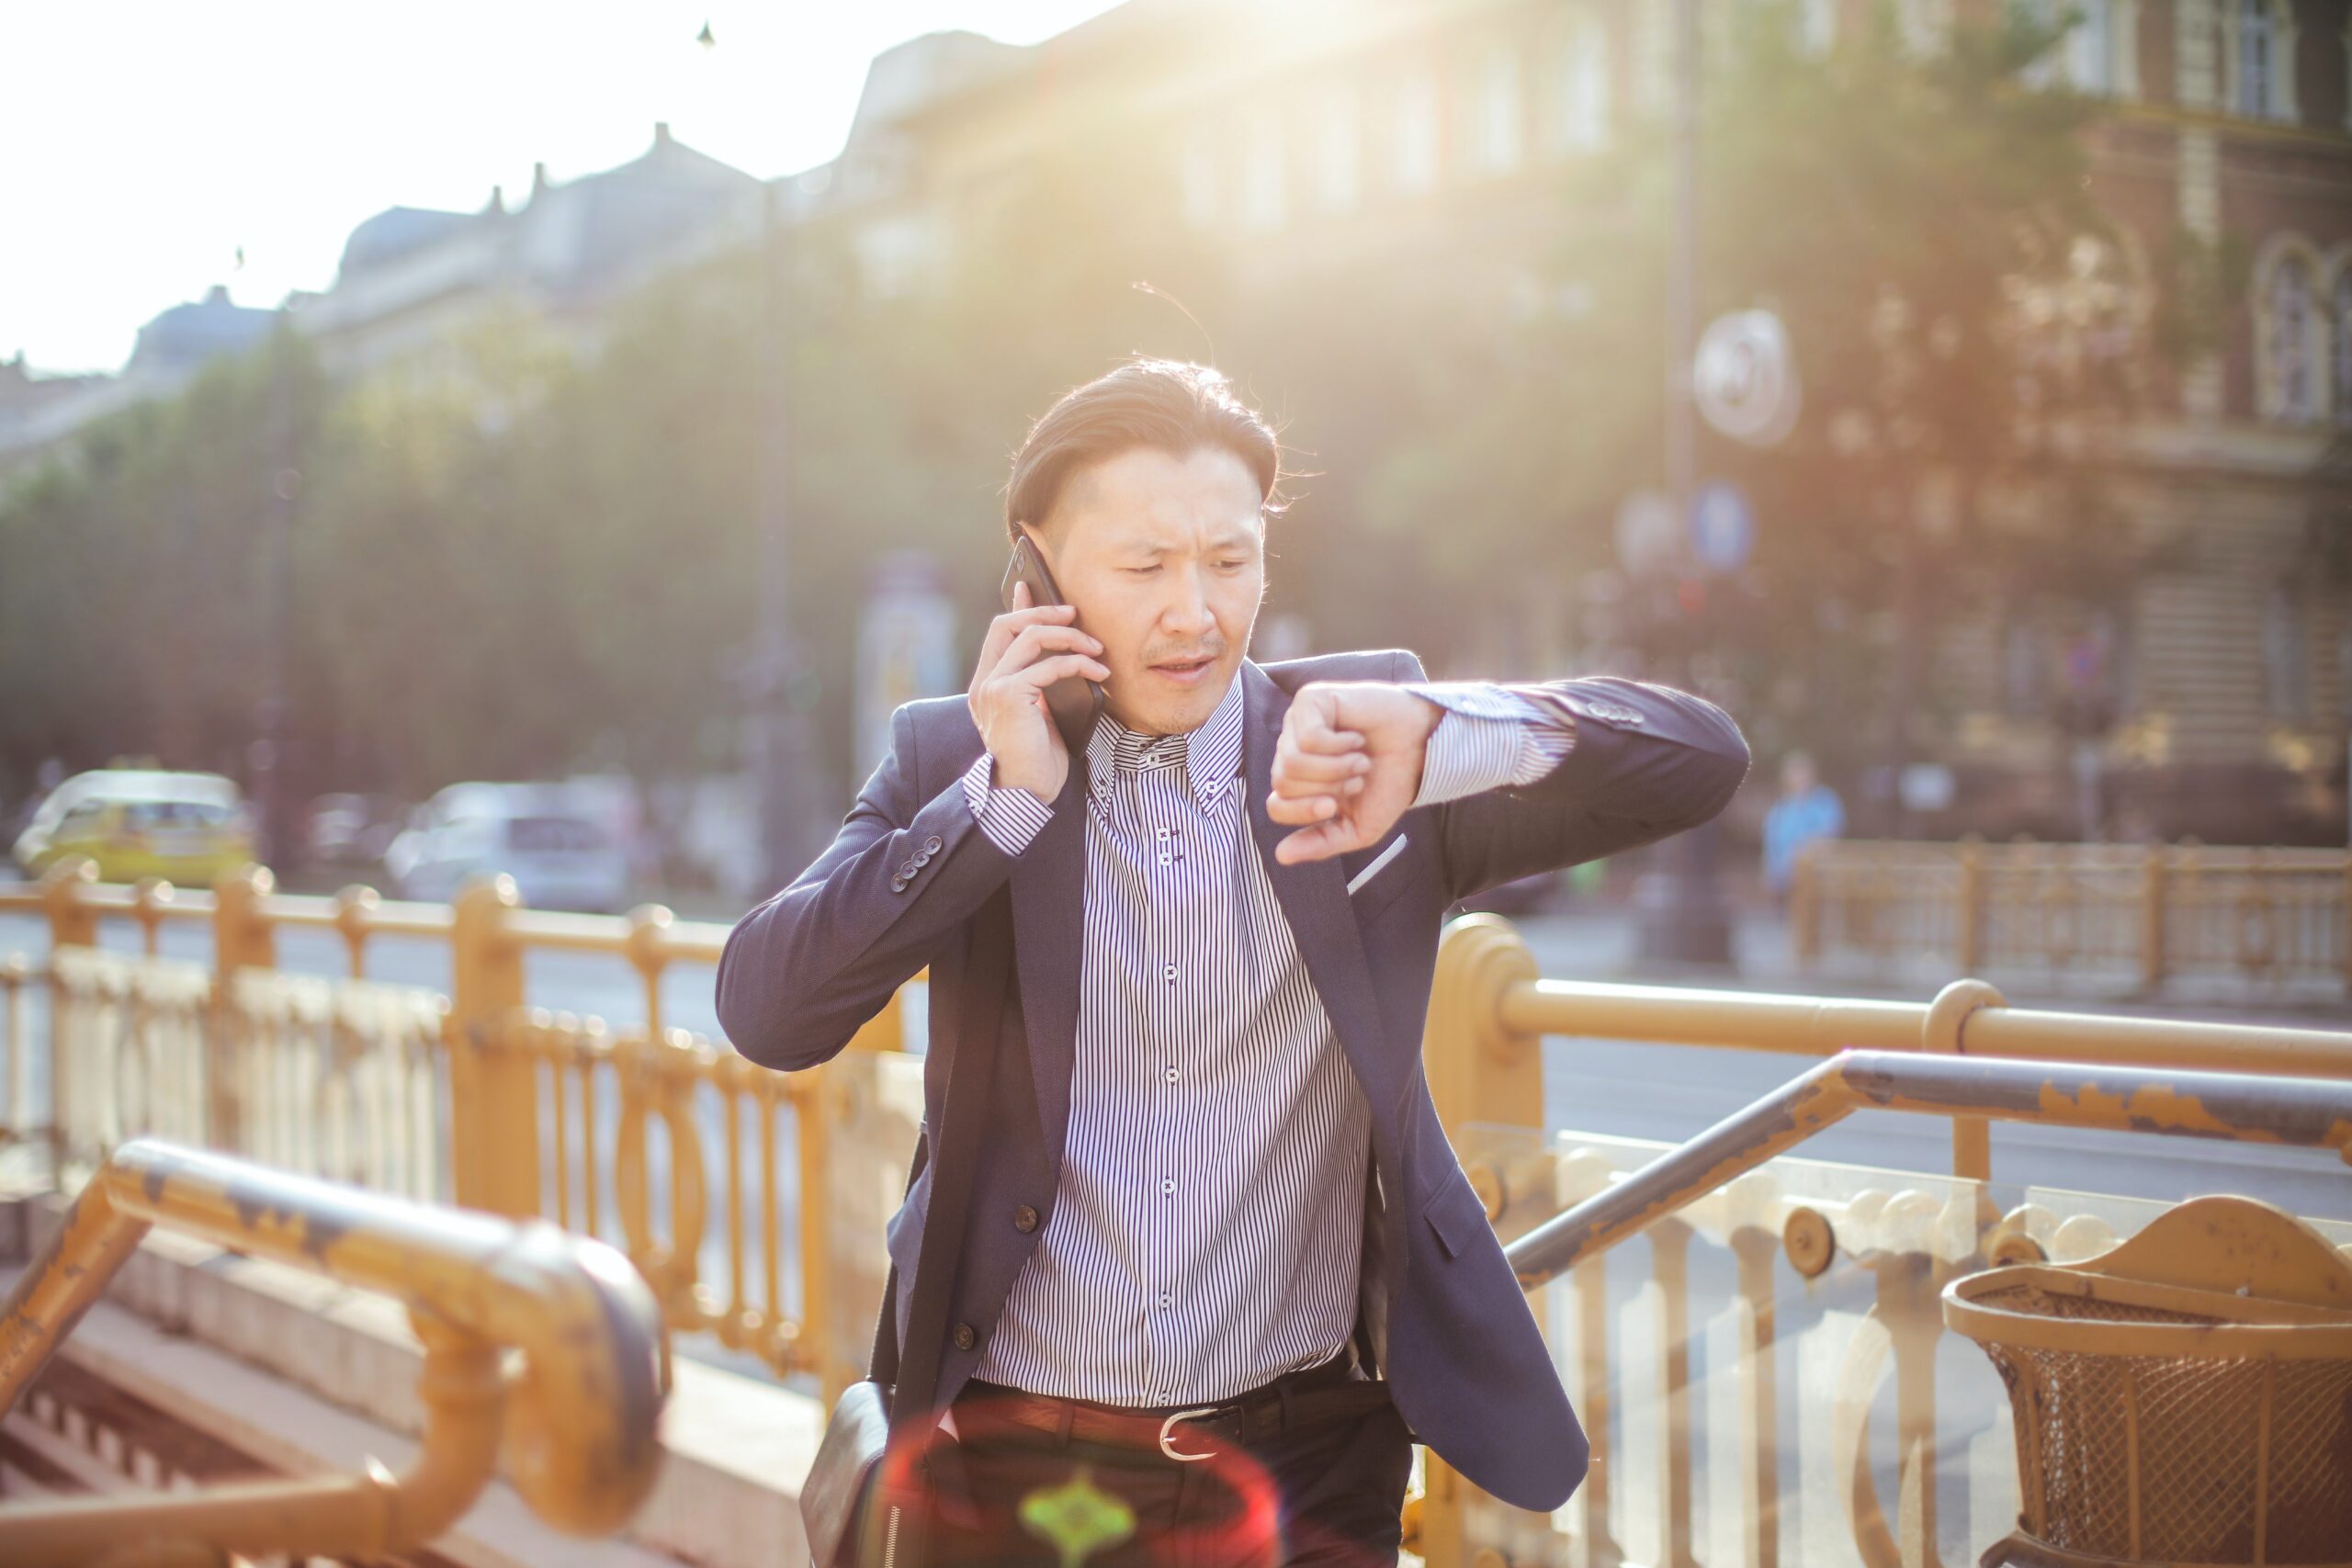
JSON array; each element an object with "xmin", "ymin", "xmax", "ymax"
[
  {"xmin": 1503, "ymin": 1051, "xmax": 2352, "ymax": 1289},
  {"xmin": 1498, "ymin": 976, "xmax": 2352, "ymax": 1077},
  {"xmin": 0, "ymin": 1137, "xmax": 669, "ymax": 1566}
]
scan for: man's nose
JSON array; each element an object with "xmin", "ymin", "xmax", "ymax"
[{"xmin": 1160, "ymin": 567, "xmax": 1216, "ymax": 636}]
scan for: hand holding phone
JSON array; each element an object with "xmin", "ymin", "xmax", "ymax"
[{"xmin": 968, "ymin": 544, "xmax": 1110, "ymax": 801}]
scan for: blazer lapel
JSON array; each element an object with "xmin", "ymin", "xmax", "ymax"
[
  {"xmin": 1008, "ymin": 749, "xmax": 1088, "ymax": 1173},
  {"xmin": 1239, "ymin": 660, "xmax": 1403, "ymax": 1122}
]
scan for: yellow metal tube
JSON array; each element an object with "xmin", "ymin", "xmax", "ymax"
[
  {"xmin": 1498, "ymin": 976, "xmax": 2352, "ymax": 1077},
  {"xmin": 0, "ymin": 1137, "xmax": 668, "ymax": 1555}
]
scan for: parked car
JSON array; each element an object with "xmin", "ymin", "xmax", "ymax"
[
  {"xmin": 383, "ymin": 783, "xmax": 633, "ymax": 913},
  {"xmin": 304, "ymin": 792, "xmax": 409, "ymax": 868},
  {"xmin": 10, "ymin": 769, "xmax": 255, "ymax": 884}
]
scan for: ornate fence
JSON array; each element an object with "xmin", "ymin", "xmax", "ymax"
[
  {"xmin": 1792, "ymin": 839, "xmax": 2352, "ymax": 994},
  {"xmin": 6, "ymin": 860, "xmax": 2352, "ymax": 1567}
]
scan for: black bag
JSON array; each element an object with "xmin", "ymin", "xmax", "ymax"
[{"xmin": 802, "ymin": 886, "xmax": 1014, "ymax": 1568}]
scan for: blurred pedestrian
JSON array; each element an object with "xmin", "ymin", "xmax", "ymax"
[{"xmin": 1761, "ymin": 749, "xmax": 1843, "ymax": 907}]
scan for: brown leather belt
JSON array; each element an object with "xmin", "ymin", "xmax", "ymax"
[{"xmin": 954, "ymin": 1359, "xmax": 1401, "ymax": 1463}]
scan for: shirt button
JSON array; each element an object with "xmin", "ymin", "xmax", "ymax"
[
  {"xmin": 1160, "ymin": 1179, "xmax": 1175, "ymax": 1195},
  {"xmin": 1162, "ymin": 964, "xmax": 1178, "ymax": 982},
  {"xmin": 1158, "ymin": 852, "xmax": 1173, "ymax": 864},
  {"xmin": 1159, "ymin": 1292, "xmax": 1172, "ymax": 1308},
  {"xmin": 1157, "ymin": 827, "xmax": 1170, "ymax": 838},
  {"xmin": 1164, "ymin": 1066, "xmax": 1179, "ymax": 1083},
  {"xmin": 952, "ymin": 1322, "xmax": 978, "ymax": 1351},
  {"xmin": 1013, "ymin": 1204, "xmax": 1039, "ymax": 1234}
]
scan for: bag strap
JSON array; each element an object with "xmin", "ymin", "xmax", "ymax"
[{"xmin": 883, "ymin": 881, "xmax": 1015, "ymax": 1425}]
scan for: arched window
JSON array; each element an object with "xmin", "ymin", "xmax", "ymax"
[
  {"xmin": 1314, "ymin": 85, "xmax": 1360, "ymax": 213},
  {"xmin": 2333, "ymin": 266, "xmax": 2352, "ymax": 426},
  {"xmin": 2256, "ymin": 247, "xmax": 2322, "ymax": 423},
  {"xmin": 1551, "ymin": 12, "xmax": 1611, "ymax": 152},
  {"xmin": 1239, "ymin": 108, "xmax": 1286, "ymax": 230},
  {"xmin": 1474, "ymin": 42, "xmax": 1523, "ymax": 173},
  {"xmin": 2064, "ymin": 0, "xmax": 2113, "ymax": 91},
  {"xmin": 1396, "ymin": 69, "xmax": 1440, "ymax": 192},
  {"xmin": 1795, "ymin": 0, "xmax": 1838, "ymax": 55}
]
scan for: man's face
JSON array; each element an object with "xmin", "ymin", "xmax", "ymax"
[{"xmin": 1024, "ymin": 445, "xmax": 1266, "ymax": 737}]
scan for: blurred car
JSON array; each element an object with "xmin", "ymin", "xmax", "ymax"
[
  {"xmin": 10, "ymin": 769, "xmax": 255, "ymax": 884},
  {"xmin": 304, "ymin": 792, "xmax": 409, "ymax": 868},
  {"xmin": 383, "ymin": 782, "xmax": 632, "ymax": 913}
]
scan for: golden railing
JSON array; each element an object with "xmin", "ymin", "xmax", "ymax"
[
  {"xmin": 10, "ymin": 864, "xmax": 2352, "ymax": 1567},
  {"xmin": 0, "ymin": 856, "xmax": 918, "ymax": 1401},
  {"xmin": 1790, "ymin": 838, "xmax": 2352, "ymax": 992},
  {"xmin": 0, "ymin": 1135, "xmax": 668, "ymax": 1565},
  {"xmin": 1409, "ymin": 915, "xmax": 2352, "ymax": 1568}
]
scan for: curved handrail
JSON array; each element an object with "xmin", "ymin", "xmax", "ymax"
[
  {"xmin": 0, "ymin": 1137, "xmax": 669, "ymax": 1567},
  {"xmin": 1503, "ymin": 1051, "xmax": 2352, "ymax": 1289}
]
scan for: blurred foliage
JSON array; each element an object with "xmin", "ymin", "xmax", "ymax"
[{"xmin": 0, "ymin": 0, "xmax": 2188, "ymax": 822}]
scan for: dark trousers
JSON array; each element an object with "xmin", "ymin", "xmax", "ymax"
[{"xmin": 893, "ymin": 1358, "xmax": 1415, "ymax": 1568}]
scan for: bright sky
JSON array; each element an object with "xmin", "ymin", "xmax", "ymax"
[{"xmin": 1, "ymin": 2, "xmax": 1124, "ymax": 375}]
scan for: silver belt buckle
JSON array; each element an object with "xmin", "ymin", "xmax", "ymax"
[{"xmin": 1157, "ymin": 1406, "xmax": 1223, "ymax": 1462}]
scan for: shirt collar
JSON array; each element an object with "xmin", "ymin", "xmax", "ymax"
[{"xmin": 1085, "ymin": 668, "xmax": 1245, "ymax": 810}]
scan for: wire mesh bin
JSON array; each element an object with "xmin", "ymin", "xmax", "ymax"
[{"xmin": 1945, "ymin": 1195, "xmax": 2352, "ymax": 1568}]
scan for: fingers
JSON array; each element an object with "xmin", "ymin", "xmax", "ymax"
[
  {"xmin": 1007, "ymin": 651, "xmax": 1110, "ymax": 691},
  {"xmin": 1287, "ymin": 694, "xmax": 1366, "ymax": 755},
  {"xmin": 990, "ymin": 621, "xmax": 1104, "ymax": 684},
  {"xmin": 1273, "ymin": 818, "xmax": 1368, "ymax": 864},
  {"xmin": 975, "ymin": 584, "xmax": 1080, "ymax": 690}
]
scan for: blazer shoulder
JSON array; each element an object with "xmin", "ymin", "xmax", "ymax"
[
  {"xmin": 1258, "ymin": 647, "xmax": 1424, "ymax": 693},
  {"xmin": 894, "ymin": 694, "xmax": 983, "ymax": 795}
]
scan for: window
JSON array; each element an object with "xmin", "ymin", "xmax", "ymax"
[
  {"xmin": 2063, "ymin": 0, "xmax": 2113, "ymax": 92},
  {"xmin": 1551, "ymin": 13, "xmax": 1611, "ymax": 152},
  {"xmin": 2263, "ymin": 581, "xmax": 2311, "ymax": 721},
  {"xmin": 1240, "ymin": 108, "xmax": 1285, "ymax": 229},
  {"xmin": 1794, "ymin": 0, "xmax": 1837, "ymax": 55},
  {"xmin": 1396, "ymin": 69, "xmax": 1439, "ymax": 192},
  {"xmin": 2335, "ymin": 266, "xmax": 2352, "ymax": 426},
  {"xmin": 1474, "ymin": 43, "xmax": 1522, "ymax": 173},
  {"xmin": 1898, "ymin": 0, "xmax": 1951, "ymax": 57},
  {"xmin": 2257, "ymin": 246, "xmax": 2322, "ymax": 423},
  {"xmin": 2226, "ymin": 0, "xmax": 2298, "ymax": 120},
  {"xmin": 1314, "ymin": 85, "xmax": 1360, "ymax": 212}
]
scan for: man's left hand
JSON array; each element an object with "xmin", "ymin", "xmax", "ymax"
[{"xmin": 1268, "ymin": 682, "xmax": 1443, "ymax": 864}]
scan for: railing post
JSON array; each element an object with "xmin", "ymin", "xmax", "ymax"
[
  {"xmin": 2140, "ymin": 845, "xmax": 2168, "ymax": 992},
  {"xmin": 2341, "ymin": 852, "xmax": 2351, "ymax": 997},
  {"xmin": 449, "ymin": 875, "xmax": 538, "ymax": 1218},
  {"xmin": 37, "ymin": 860, "xmax": 97, "ymax": 1179},
  {"xmin": 1420, "ymin": 915, "xmax": 1549, "ymax": 1568},
  {"xmin": 1790, "ymin": 846, "xmax": 1819, "ymax": 969},
  {"xmin": 1955, "ymin": 836, "xmax": 1984, "ymax": 975},
  {"xmin": 209, "ymin": 866, "xmax": 277, "ymax": 1156}
]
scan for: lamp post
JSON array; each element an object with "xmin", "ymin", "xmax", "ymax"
[
  {"xmin": 750, "ymin": 181, "xmax": 820, "ymax": 897},
  {"xmin": 251, "ymin": 320, "xmax": 300, "ymax": 874},
  {"xmin": 1635, "ymin": 0, "xmax": 1737, "ymax": 968}
]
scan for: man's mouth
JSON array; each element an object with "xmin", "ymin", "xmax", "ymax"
[{"xmin": 1150, "ymin": 655, "xmax": 1217, "ymax": 682}]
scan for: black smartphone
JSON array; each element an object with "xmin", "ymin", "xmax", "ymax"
[{"xmin": 1000, "ymin": 535, "xmax": 1106, "ymax": 750}]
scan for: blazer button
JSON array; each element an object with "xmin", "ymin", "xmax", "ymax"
[
  {"xmin": 1013, "ymin": 1204, "xmax": 1039, "ymax": 1233},
  {"xmin": 899, "ymin": 858, "xmax": 920, "ymax": 877},
  {"xmin": 890, "ymin": 875, "xmax": 908, "ymax": 893},
  {"xmin": 952, "ymin": 1322, "xmax": 978, "ymax": 1351},
  {"xmin": 923, "ymin": 835, "xmax": 944, "ymax": 853}
]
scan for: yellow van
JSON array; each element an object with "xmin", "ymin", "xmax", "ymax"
[{"xmin": 11, "ymin": 770, "xmax": 256, "ymax": 884}]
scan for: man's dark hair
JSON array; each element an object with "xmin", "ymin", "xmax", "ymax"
[{"xmin": 1002, "ymin": 358, "xmax": 1287, "ymax": 545}]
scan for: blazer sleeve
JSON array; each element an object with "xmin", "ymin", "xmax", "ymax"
[
  {"xmin": 715, "ymin": 702, "xmax": 1018, "ymax": 1071},
  {"xmin": 1391, "ymin": 650, "xmax": 1751, "ymax": 905}
]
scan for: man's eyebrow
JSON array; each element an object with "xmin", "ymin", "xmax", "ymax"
[{"xmin": 1125, "ymin": 532, "xmax": 1262, "ymax": 558}]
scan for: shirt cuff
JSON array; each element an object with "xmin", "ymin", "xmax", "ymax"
[
  {"xmin": 1404, "ymin": 682, "xmax": 1578, "ymax": 808},
  {"xmin": 960, "ymin": 751, "xmax": 1055, "ymax": 855}
]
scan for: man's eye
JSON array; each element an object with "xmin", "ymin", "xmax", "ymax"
[{"xmin": 1126, "ymin": 565, "xmax": 1159, "ymax": 576}]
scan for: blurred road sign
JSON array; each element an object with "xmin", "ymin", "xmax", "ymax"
[
  {"xmin": 1614, "ymin": 490, "xmax": 1682, "ymax": 579},
  {"xmin": 1690, "ymin": 480, "xmax": 1754, "ymax": 573},
  {"xmin": 1694, "ymin": 310, "xmax": 1800, "ymax": 446}
]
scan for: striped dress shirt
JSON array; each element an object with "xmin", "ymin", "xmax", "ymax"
[{"xmin": 954, "ymin": 667, "xmax": 1576, "ymax": 1406}]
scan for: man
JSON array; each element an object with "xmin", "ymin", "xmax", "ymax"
[{"xmin": 717, "ymin": 358, "xmax": 1748, "ymax": 1565}]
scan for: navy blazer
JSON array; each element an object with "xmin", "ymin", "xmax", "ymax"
[{"xmin": 717, "ymin": 649, "xmax": 1749, "ymax": 1511}]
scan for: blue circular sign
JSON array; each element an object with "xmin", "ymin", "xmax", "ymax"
[{"xmin": 1690, "ymin": 481, "xmax": 1754, "ymax": 574}]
